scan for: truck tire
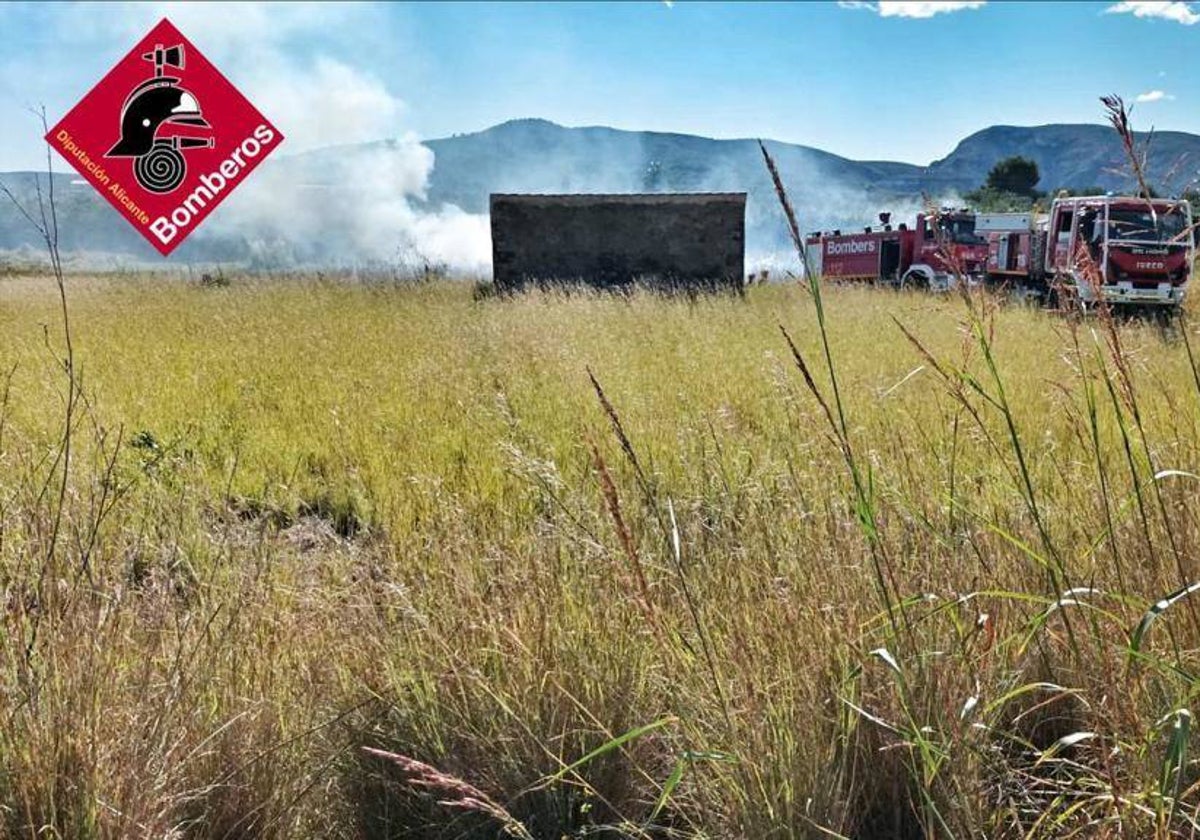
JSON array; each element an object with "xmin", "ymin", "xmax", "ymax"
[{"xmin": 1009, "ymin": 284, "xmax": 1044, "ymax": 307}]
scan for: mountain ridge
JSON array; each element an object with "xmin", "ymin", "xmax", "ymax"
[{"xmin": 1, "ymin": 119, "xmax": 1196, "ymax": 265}]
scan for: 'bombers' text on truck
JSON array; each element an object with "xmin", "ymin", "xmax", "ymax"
[{"xmin": 805, "ymin": 210, "xmax": 989, "ymax": 291}]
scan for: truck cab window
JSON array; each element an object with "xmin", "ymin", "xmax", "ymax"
[
  {"xmin": 1079, "ymin": 211, "xmax": 1102, "ymax": 250},
  {"xmin": 1056, "ymin": 211, "xmax": 1073, "ymax": 242}
]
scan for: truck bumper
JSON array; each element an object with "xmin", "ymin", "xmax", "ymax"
[
  {"xmin": 931, "ymin": 273, "xmax": 986, "ymax": 292},
  {"xmin": 1080, "ymin": 282, "xmax": 1185, "ymax": 306}
]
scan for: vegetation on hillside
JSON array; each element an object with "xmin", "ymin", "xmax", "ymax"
[
  {"xmin": 965, "ymin": 156, "xmax": 1042, "ymax": 212},
  {"xmin": 986, "ymin": 156, "xmax": 1042, "ymax": 197},
  {"xmin": 1185, "ymin": 188, "xmax": 1200, "ymax": 219}
]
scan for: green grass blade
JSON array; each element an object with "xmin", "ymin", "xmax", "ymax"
[
  {"xmin": 1130, "ymin": 582, "xmax": 1200, "ymax": 655},
  {"xmin": 542, "ymin": 716, "xmax": 675, "ymax": 785},
  {"xmin": 648, "ymin": 756, "xmax": 687, "ymax": 822}
]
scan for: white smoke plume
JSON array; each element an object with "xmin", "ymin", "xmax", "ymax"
[
  {"xmin": 179, "ymin": 6, "xmax": 490, "ymax": 272},
  {"xmin": 2, "ymin": 3, "xmax": 966, "ymax": 276},
  {"xmin": 44, "ymin": 2, "xmax": 494, "ymax": 272},
  {"xmin": 208, "ymin": 139, "xmax": 491, "ymax": 273}
]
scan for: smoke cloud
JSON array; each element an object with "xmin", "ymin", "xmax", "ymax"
[
  {"xmin": 35, "ymin": 2, "xmax": 496, "ymax": 273},
  {"xmin": 175, "ymin": 6, "xmax": 492, "ymax": 272},
  {"xmin": 2, "ymin": 3, "xmax": 965, "ymax": 276},
  {"xmin": 208, "ymin": 140, "xmax": 491, "ymax": 273}
]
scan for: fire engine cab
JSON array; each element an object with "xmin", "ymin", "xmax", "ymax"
[{"xmin": 979, "ymin": 196, "xmax": 1194, "ymax": 307}]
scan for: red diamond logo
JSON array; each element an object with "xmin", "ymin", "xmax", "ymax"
[{"xmin": 46, "ymin": 18, "xmax": 283, "ymax": 256}]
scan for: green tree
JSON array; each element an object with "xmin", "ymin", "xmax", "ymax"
[
  {"xmin": 963, "ymin": 186, "xmax": 1035, "ymax": 213},
  {"xmin": 984, "ymin": 156, "xmax": 1041, "ymax": 198},
  {"xmin": 1185, "ymin": 188, "xmax": 1200, "ymax": 216}
]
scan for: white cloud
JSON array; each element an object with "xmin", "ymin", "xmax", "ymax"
[
  {"xmin": 1105, "ymin": 1, "xmax": 1200, "ymax": 25},
  {"xmin": 879, "ymin": 1, "xmax": 986, "ymax": 16},
  {"xmin": 1134, "ymin": 89, "xmax": 1175, "ymax": 102},
  {"xmin": 839, "ymin": 1, "xmax": 986, "ymax": 17}
]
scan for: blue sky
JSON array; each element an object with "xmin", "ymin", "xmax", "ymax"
[{"xmin": 0, "ymin": 1, "xmax": 1197, "ymax": 171}]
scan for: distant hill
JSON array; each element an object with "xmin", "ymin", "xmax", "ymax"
[
  {"xmin": 1, "ymin": 119, "xmax": 1196, "ymax": 267},
  {"xmin": 925, "ymin": 123, "xmax": 1200, "ymax": 194},
  {"xmin": 415, "ymin": 118, "xmax": 943, "ymax": 210},
  {"xmin": 325, "ymin": 118, "xmax": 1200, "ymax": 212}
]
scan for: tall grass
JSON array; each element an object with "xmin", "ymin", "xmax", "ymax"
[{"xmin": 3, "ymin": 273, "xmax": 1200, "ymax": 837}]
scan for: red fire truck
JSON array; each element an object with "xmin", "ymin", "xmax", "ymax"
[
  {"xmin": 805, "ymin": 210, "xmax": 990, "ymax": 290},
  {"xmin": 978, "ymin": 195, "xmax": 1194, "ymax": 307},
  {"xmin": 805, "ymin": 196, "xmax": 1195, "ymax": 309}
]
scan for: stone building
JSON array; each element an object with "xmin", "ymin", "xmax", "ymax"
[{"xmin": 490, "ymin": 193, "xmax": 745, "ymax": 292}]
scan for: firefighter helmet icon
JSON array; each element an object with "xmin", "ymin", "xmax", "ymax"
[{"xmin": 106, "ymin": 43, "xmax": 214, "ymax": 194}]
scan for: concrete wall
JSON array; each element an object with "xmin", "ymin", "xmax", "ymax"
[{"xmin": 490, "ymin": 193, "xmax": 745, "ymax": 292}]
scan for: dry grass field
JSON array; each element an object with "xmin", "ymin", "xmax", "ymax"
[{"xmin": 5, "ymin": 273, "xmax": 1200, "ymax": 838}]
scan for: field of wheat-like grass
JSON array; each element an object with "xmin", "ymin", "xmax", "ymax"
[{"xmin": 4, "ymin": 274, "xmax": 1200, "ymax": 838}]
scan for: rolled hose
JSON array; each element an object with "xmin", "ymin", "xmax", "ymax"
[{"xmin": 134, "ymin": 144, "xmax": 186, "ymax": 194}]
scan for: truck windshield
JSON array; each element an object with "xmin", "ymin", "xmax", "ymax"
[
  {"xmin": 938, "ymin": 217, "xmax": 986, "ymax": 245},
  {"xmin": 1107, "ymin": 207, "xmax": 1189, "ymax": 243}
]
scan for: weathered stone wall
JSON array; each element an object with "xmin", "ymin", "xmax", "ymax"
[{"xmin": 490, "ymin": 193, "xmax": 745, "ymax": 292}]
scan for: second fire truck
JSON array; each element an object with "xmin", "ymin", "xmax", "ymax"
[{"xmin": 978, "ymin": 195, "xmax": 1193, "ymax": 307}]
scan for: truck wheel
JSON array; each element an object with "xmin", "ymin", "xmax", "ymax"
[
  {"xmin": 1154, "ymin": 306, "xmax": 1179, "ymax": 329},
  {"xmin": 1010, "ymin": 285, "xmax": 1042, "ymax": 307},
  {"xmin": 900, "ymin": 269, "xmax": 929, "ymax": 290}
]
